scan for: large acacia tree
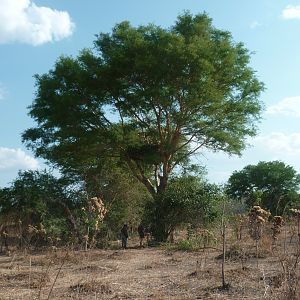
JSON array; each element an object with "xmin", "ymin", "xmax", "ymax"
[{"xmin": 23, "ymin": 12, "xmax": 264, "ymax": 198}]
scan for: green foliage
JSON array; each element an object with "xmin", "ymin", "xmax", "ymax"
[
  {"xmin": 226, "ymin": 161, "xmax": 300, "ymax": 215},
  {"xmin": 0, "ymin": 159, "xmax": 151, "ymax": 247},
  {"xmin": 144, "ymin": 175, "xmax": 223, "ymax": 241},
  {"xmin": 165, "ymin": 229, "xmax": 217, "ymax": 251},
  {"xmin": 23, "ymin": 12, "xmax": 264, "ymax": 199},
  {"xmin": 0, "ymin": 170, "xmax": 90, "ymax": 246},
  {"xmin": 0, "ymin": 170, "xmax": 62, "ymax": 224},
  {"xmin": 43, "ymin": 217, "xmax": 69, "ymax": 244},
  {"xmin": 166, "ymin": 239, "xmax": 197, "ymax": 251},
  {"xmin": 78, "ymin": 158, "xmax": 152, "ymax": 238}
]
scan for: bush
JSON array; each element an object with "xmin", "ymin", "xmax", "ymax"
[
  {"xmin": 164, "ymin": 239, "xmax": 200, "ymax": 251},
  {"xmin": 144, "ymin": 175, "xmax": 223, "ymax": 242}
]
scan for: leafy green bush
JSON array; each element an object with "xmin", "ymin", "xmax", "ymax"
[
  {"xmin": 144, "ymin": 175, "xmax": 223, "ymax": 242},
  {"xmin": 167, "ymin": 239, "xmax": 196, "ymax": 251}
]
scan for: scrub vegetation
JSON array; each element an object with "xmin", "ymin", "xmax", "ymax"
[{"xmin": 0, "ymin": 12, "xmax": 299, "ymax": 299}]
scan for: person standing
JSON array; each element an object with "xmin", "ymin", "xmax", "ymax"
[
  {"xmin": 138, "ymin": 223, "xmax": 145, "ymax": 247},
  {"xmin": 120, "ymin": 224, "xmax": 129, "ymax": 249}
]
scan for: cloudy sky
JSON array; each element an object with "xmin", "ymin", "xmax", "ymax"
[{"xmin": 0, "ymin": 0, "xmax": 300, "ymax": 186}]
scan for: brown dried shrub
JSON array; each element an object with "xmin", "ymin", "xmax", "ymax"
[{"xmin": 69, "ymin": 280, "xmax": 112, "ymax": 295}]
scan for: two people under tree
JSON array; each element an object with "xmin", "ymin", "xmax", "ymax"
[{"xmin": 120, "ymin": 223, "xmax": 149, "ymax": 249}]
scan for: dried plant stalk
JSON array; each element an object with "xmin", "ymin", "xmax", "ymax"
[
  {"xmin": 271, "ymin": 216, "xmax": 284, "ymax": 247},
  {"xmin": 248, "ymin": 206, "xmax": 270, "ymax": 267}
]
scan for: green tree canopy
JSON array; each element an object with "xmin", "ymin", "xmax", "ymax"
[
  {"xmin": 80, "ymin": 158, "xmax": 152, "ymax": 238},
  {"xmin": 144, "ymin": 174, "xmax": 223, "ymax": 241},
  {"xmin": 226, "ymin": 161, "xmax": 300, "ymax": 215},
  {"xmin": 23, "ymin": 12, "xmax": 264, "ymax": 197},
  {"xmin": 0, "ymin": 161, "xmax": 152, "ymax": 239},
  {"xmin": 0, "ymin": 170, "xmax": 82, "ymax": 242}
]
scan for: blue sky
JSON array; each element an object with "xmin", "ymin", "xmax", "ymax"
[{"xmin": 1, "ymin": 0, "xmax": 300, "ymax": 186}]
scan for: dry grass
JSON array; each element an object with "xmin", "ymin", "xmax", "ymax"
[
  {"xmin": 0, "ymin": 224, "xmax": 299, "ymax": 299},
  {"xmin": 68, "ymin": 280, "xmax": 112, "ymax": 295}
]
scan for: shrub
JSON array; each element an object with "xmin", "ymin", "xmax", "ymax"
[{"xmin": 144, "ymin": 175, "xmax": 222, "ymax": 242}]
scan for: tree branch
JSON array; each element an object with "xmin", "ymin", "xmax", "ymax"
[
  {"xmin": 170, "ymin": 138, "xmax": 210, "ymax": 171},
  {"xmin": 125, "ymin": 158, "xmax": 156, "ymax": 197}
]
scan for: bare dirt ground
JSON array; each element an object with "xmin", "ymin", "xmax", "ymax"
[{"xmin": 0, "ymin": 231, "xmax": 299, "ymax": 299}]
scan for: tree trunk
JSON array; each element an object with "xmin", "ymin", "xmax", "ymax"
[
  {"xmin": 128, "ymin": 159, "xmax": 171, "ymax": 242},
  {"xmin": 152, "ymin": 225, "xmax": 169, "ymax": 242}
]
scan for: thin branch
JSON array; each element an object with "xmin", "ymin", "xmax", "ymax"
[
  {"xmin": 173, "ymin": 133, "xmax": 196, "ymax": 153},
  {"xmin": 170, "ymin": 138, "xmax": 209, "ymax": 171},
  {"xmin": 38, "ymin": 258, "xmax": 52, "ymax": 299},
  {"xmin": 132, "ymin": 109, "xmax": 152, "ymax": 129},
  {"xmin": 125, "ymin": 158, "xmax": 156, "ymax": 197},
  {"xmin": 47, "ymin": 251, "xmax": 68, "ymax": 300},
  {"xmin": 150, "ymin": 100, "xmax": 165, "ymax": 142}
]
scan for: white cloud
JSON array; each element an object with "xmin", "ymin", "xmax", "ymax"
[
  {"xmin": 266, "ymin": 96, "xmax": 300, "ymax": 117},
  {"xmin": 0, "ymin": 87, "xmax": 4, "ymax": 101},
  {"xmin": 282, "ymin": 5, "xmax": 300, "ymax": 20},
  {"xmin": 254, "ymin": 132, "xmax": 300, "ymax": 157},
  {"xmin": 250, "ymin": 21, "xmax": 261, "ymax": 29},
  {"xmin": 0, "ymin": 147, "xmax": 39, "ymax": 170},
  {"xmin": 0, "ymin": 0, "xmax": 75, "ymax": 45}
]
